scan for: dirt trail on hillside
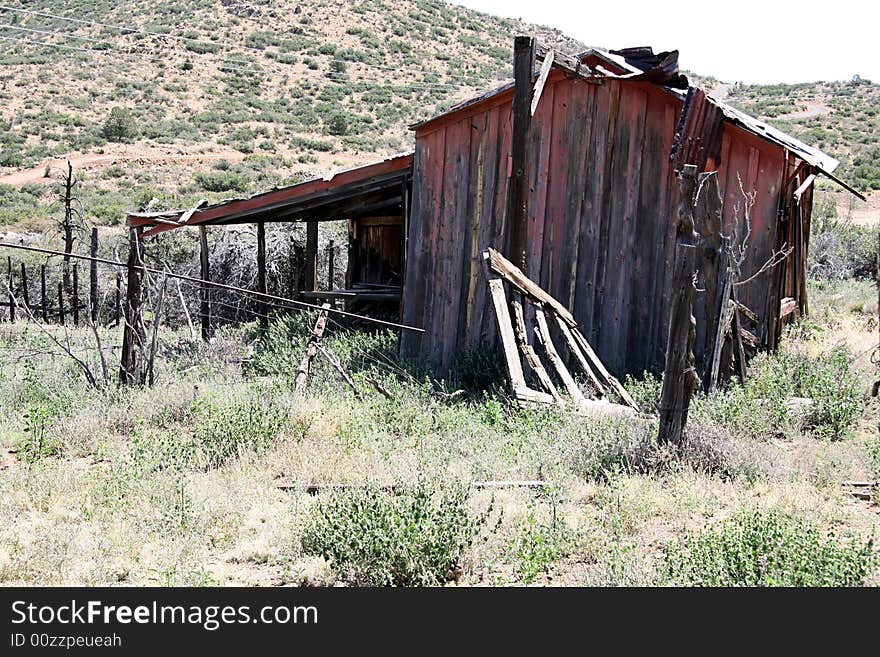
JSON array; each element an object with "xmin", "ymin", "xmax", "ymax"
[{"xmin": 0, "ymin": 147, "xmax": 247, "ymax": 186}]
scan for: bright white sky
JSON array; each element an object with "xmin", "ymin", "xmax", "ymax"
[{"xmin": 452, "ymin": 0, "xmax": 879, "ymax": 84}]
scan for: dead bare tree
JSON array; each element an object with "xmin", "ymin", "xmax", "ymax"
[
  {"xmin": 730, "ymin": 175, "xmax": 793, "ymax": 288},
  {"xmin": 51, "ymin": 161, "xmax": 87, "ymax": 292}
]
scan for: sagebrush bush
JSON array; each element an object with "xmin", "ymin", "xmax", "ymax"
[
  {"xmin": 808, "ymin": 216, "xmax": 878, "ymax": 280},
  {"xmin": 301, "ymin": 482, "xmax": 489, "ymax": 586},
  {"xmin": 664, "ymin": 510, "xmax": 877, "ymax": 586},
  {"xmin": 692, "ymin": 346, "xmax": 863, "ymax": 440}
]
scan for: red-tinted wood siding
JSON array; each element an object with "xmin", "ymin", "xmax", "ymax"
[{"xmin": 402, "ymin": 72, "xmax": 793, "ymax": 376}]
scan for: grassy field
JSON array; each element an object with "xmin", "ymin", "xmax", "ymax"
[{"xmin": 0, "ymin": 270, "xmax": 877, "ymax": 586}]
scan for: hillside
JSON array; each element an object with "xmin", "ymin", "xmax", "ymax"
[
  {"xmin": 0, "ymin": 0, "xmax": 878, "ymax": 231},
  {"xmin": 0, "ymin": 0, "xmax": 585, "ymax": 229}
]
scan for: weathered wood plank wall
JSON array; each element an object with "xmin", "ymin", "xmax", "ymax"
[{"xmin": 401, "ymin": 72, "xmax": 800, "ymax": 377}]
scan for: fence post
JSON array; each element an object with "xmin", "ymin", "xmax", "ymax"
[
  {"xmin": 72, "ymin": 263, "xmax": 80, "ymax": 326},
  {"xmin": 199, "ymin": 225, "xmax": 211, "ymax": 341},
  {"xmin": 90, "ymin": 226, "xmax": 99, "ymax": 323},
  {"xmin": 19, "ymin": 262, "xmax": 29, "ymax": 313},
  {"xmin": 114, "ymin": 271, "xmax": 122, "ymax": 327},
  {"xmin": 57, "ymin": 281, "xmax": 65, "ymax": 325},
  {"xmin": 327, "ymin": 238, "xmax": 335, "ymax": 290},
  {"xmin": 6, "ymin": 256, "xmax": 14, "ymax": 323},
  {"xmin": 305, "ymin": 220, "xmax": 318, "ymax": 292},
  {"xmin": 658, "ymin": 164, "xmax": 700, "ymax": 446},
  {"xmin": 119, "ymin": 227, "xmax": 146, "ymax": 385},
  {"xmin": 41, "ymin": 264, "xmax": 48, "ymax": 322},
  {"xmin": 256, "ymin": 221, "xmax": 268, "ymax": 334}
]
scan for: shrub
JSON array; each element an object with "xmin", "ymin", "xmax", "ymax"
[
  {"xmin": 508, "ymin": 509, "xmax": 571, "ymax": 584},
  {"xmin": 808, "ymin": 216, "xmax": 878, "ymax": 280},
  {"xmin": 448, "ymin": 347, "xmax": 507, "ymax": 395},
  {"xmin": 301, "ymin": 482, "xmax": 489, "ymax": 586},
  {"xmin": 191, "ymin": 395, "xmax": 287, "ymax": 468},
  {"xmin": 102, "ymin": 107, "xmax": 138, "ymax": 142},
  {"xmin": 664, "ymin": 510, "xmax": 877, "ymax": 586},
  {"xmin": 193, "ymin": 170, "xmax": 249, "ymax": 193},
  {"xmin": 692, "ymin": 346, "xmax": 864, "ymax": 440},
  {"xmin": 326, "ymin": 112, "xmax": 348, "ymax": 136}
]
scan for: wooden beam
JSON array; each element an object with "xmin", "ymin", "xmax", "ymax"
[
  {"xmin": 199, "ymin": 225, "xmax": 211, "ymax": 341},
  {"xmin": 89, "ymin": 227, "xmax": 99, "ymax": 323},
  {"xmin": 483, "ymin": 253, "xmax": 526, "ymax": 391},
  {"xmin": 658, "ymin": 165, "xmax": 699, "ymax": 445},
  {"xmin": 257, "ymin": 221, "xmax": 268, "ymax": 333},
  {"xmin": 486, "ymin": 248, "xmax": 577, "ymax": 327},
  {"xmin": 293, "ymin": 303, "xmax": 331, "ymax": 398},
  {"xmin": 553, "ymin": 315, "xmax": 604, "ymax": 397},
  {"xmin": 511, "ymin": 295, "xmax": 560, "ymax": 401},
  {"xmin": 304, "ymin": 220, "xmax": 318, "ymax": 292},
  {"xmin": 530, "ymin": 49, "xmax": 554, "ymax": 116},
  {"xmin": 533, "ymin": 306, "xmax": 585, "ymax": 403},
  {"xmin": 508, "ymin": 35, "xmax": 535, "ymax": 273},
  {"xmin": 119, "ymin": 227, "xmax": 146, "ymax": 385}
]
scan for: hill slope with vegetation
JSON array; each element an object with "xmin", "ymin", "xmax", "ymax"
[{"xmin": 0, "ymin": 0, "xmax": 877, "ymax": 232}]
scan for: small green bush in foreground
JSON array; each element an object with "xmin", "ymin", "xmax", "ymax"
[
  {"xmin": 301, "ymin": 482, "xmax": 489, "ymax": 586},
  {"xmin": 664, "ymin": 510, "xmax": 876, "ymax": 586}
]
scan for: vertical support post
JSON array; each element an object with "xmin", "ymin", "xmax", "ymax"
[
  {"xmin": 119, "ymin": 227, "xmax": 146, "ymax": 386},
  {"xmin": 41, "ymin": 264, "xmax": 48, "ymax": 322},
  {"xmin": 19, "ymin": 262, "xmax": 29, "ymax": 312},
  {"xmin": 57, "ymin": 281, "xmax": 65, "ymax": 325},
  {"xmin": 287, "ymin": 233, "xmax": 297, "ymax": 300},
  {"xmin": 327, "ymin": 238, "xmax": 335, "ymax": 290},
  {"xmin": 304, "ymin": 220, "xmax": 318, "ymax": 292},
  {"xmin": 89, "ymin": 226, "xmax": 99, "ymax": 323},
  {"xmin": 199, "ymin": 225, "xmax": 211, "ymax": 341},
  {"xmin": 658, "ymin": 164, "xmax": 700, "ymax": 446},
  {"xmin": 507, "ymin": 35, "xmax": 535, "ymax": 273},
  {"xmin": 400, "ymin": 180, "xmax": 409, "ymax": 288},
  {"xmin": 72, "ymin": 263, "xmax": 80, "ymax": 326},
  {"xmin": 114, "ymin": 271, "xmax": 122, "ymax": 328},
  {"xmin": 6, "ymin": 256, "xmax": 14, "ymax": 323},
  {"xmin": 256, "ymin": 221, "xmax": 268, "ymax": 334}
]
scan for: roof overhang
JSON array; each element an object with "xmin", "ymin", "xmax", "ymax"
[{"xmin": 128, "ymin": 152, "xmax": 414, "ymax": 237}]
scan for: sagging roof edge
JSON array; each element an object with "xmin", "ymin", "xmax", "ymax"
[{"xmin": 127, "ymin": 151, "xmax": 414, "ymax": 235}]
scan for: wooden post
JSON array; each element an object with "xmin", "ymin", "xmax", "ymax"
[
  {"xmin": 288, "ymin": 234, "xmax": 297, "ymax": 300},
  {"xmin": 57, "ymin": 281, "xmax": 65, "ymax": 325},
  {"xmin": 199, "ymin": 225, "xmax": 211, "ymax": 341},
  {"xmin": 304, "ymin": 220, "xmax": 318, "ymax": 292},
  {"xmin": 19, "ymin": 262, "xmax": 29, "ymax": 312},
  {"xmin": 6, "ymin": 256, "xmax": 14, "ymax": 322},
  {"xmin": 119, "ymin": 227, "xmax": 146, "ymax": 386},
  {"xmin": 40, "ymin": 264, "xmax": 47, "ymax": 322},
  {"xmin": 327, "ymin": 238, "xmax": 335, "ymax": 290},
  {"xmin": 89, "ymin": 226, "xmax": 99, "ymax": 323},
  {"xmin": 72, "ymin": 263, "xmax": 80, "ymax": 326},
  {"xmin": 293, "ymin": 303, "xmax": 331, "ymax": 398},
  {"xmin": 256, "ymin": 221, "xmax": 268, "ymax": 333},
  {"xmin": 507, "ymin": 35, "xmax": 535, "ymax": 273},
  {"xmin": 706, "ymin": 238, "xmax": 733, "ymax": 393},
  {"xmin": 658, "ymin": 164, "xmax": 700, "ymax": 446},
  {"xmin": 114, "ymin": 271, "xmax": 122, "ymax": 328}
]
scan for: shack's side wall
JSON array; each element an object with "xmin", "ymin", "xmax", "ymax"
[{"xmin": 401, "ymin": 74, "xmax": 791, "ymax": 376}]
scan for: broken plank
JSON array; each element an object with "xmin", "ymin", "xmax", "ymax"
[
  {"xmin": 511, "ymin": 295, "xmax": 561, "ymax": 401},
  {"xmin": 570, "ymin": 327, "xmax": 639, "ymax": 411},
  {"xmin": 533, "ymin": 306, "xmax": 585, "ymax": 402},
  {"xmin": 553, "ymin": 314, "xmax": 604, "ymax": 397},
  {"xmin": 485, "ymin": 247, "xmax": 577, "ymax": 327},
  {"xmin": 483, "ymin": 252, "xmax": 526, "ymax": 390},
  {"xmin": 531, "ymin": 49, "xmax": 555, "ymax": 116}
]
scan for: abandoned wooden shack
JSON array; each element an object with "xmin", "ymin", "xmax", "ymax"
[{"xmin": 128, "ymin": 43, "xmax": 862, "ymax": 382}]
